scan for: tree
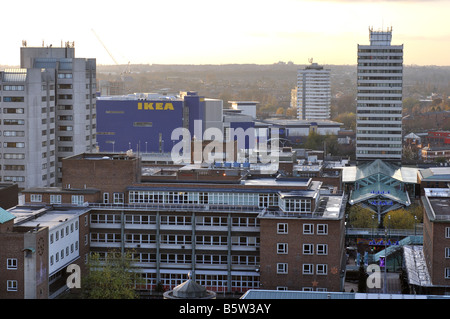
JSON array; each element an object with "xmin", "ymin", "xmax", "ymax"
[
  {"xmin": 357, "ymin": 264, "xmax": 368, "ymax": 293},
  {"xmin": 276, "ymin": 107, "xmax": 285, "ymax": 115},
  {"xmin": 333, "ymin": 112, "xmax": 356, "ymax": 131},
  {"xmin": 348, "ymin": 205, "xmax": 378, "ymax": 228},
  {"xmin": 81, "ymin": 251, "xmax": 140, "ymax": 299},
  {"xmin": 303, "ymin": 130, "xmax": 323, "ymax": 150},
  {"xmin": 383, "ymin": 209, "xmax": 415, "ymax": 229},
  {"xmin": 285, "ymin": 107, "xmax": 297, "ymax": 118}
]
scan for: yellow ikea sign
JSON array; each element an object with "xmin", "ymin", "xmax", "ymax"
[{"xmin": 138, "ymin": 102, "xmax": 174, "ymax": 111}]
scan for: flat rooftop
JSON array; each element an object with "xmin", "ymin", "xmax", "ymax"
[
  {"xmin": 423, "ymin": 188, "xmax": 450, "ymax": 221},
  {"xmin": 8, "ymin": 205, "xmax": 90, "ymax": 228}
]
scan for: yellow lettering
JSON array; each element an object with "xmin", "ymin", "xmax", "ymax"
[
  {"xmin": 138, "ymin": 102, "xmax": 175, "ymax": 111},
  {"xmin": 164, "ymin": 103, "xmax": 174, "ymax": 110}
]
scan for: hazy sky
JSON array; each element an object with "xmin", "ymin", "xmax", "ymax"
[{"xmin": 2, "ymin": 0, "xmax": 450, "ymax": 66}]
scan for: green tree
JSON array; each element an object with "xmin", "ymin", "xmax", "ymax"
[
  {"xmin": 303, "ymin": 130, "xmax": 323, "ymax": 150},
  {"xmin": 81, "ymin": 251, "xmax": 140, "ymax": 299},
  {"xmin": 348, "ymin": 205, "xmax": 378, "ymax": 228}
]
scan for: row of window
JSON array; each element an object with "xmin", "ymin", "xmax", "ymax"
[
  {"xmin": 277, "ymin": 263, "xmax": 328, "ymax": 275},
  {"xmin": 277, "ymin": 223, "xmax": 328, "ymax": 235},
  {"xmin": 128, "ymin": 190, "xmax": 271, "ymax": 207},
  {"xmin": 49, "ymin": 221, "xmax": 79, "ymax": 243},
  {"xmin": 277, "ymin": 243, "xmax": 328, "ymax": 255},
  {"xmin": 30, "ymin": 194, "xmax": 84, "ymax": 205},
  {"xmin": 91, "ymin": 213, "xmax": 259, "ymax": 228},
  {"xmin": 49, "ymin": 242, "xmax": 79, "ymax": 266},
  {"xmin": 128, "ymin": 252, "xmax": 259, "ymax": 266},
  {"xmin": 135, "ymin": 272, "xmax": 259, "ymax": 292},
  {"xmin": 90, "ymin": 233, "xmax": 260, "ymax": 247}
]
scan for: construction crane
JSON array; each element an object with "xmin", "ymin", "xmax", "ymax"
[
  {"xmin": 91, "ymin": 29, "xmax": 131, "ymax": 75},
  {"xmin": 91, "ymin": 28, "xmax": 119, "ymax": 65}
]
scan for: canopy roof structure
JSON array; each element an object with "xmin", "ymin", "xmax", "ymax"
[
  {"xmin": 343, "ymin": 159, "xmax": 418, "ymax": 184},
  {"xmin": 343, "ymin": 160, "xmax": 419, "ymax": 216}
]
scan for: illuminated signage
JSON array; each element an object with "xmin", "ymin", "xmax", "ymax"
[
  {"xmin": 369, "ymin": 200, "xmax": 393, "ymax": 206},
  {"xmin": 138, "ymin": 102, "xmax": 174, "ymax": 111}
]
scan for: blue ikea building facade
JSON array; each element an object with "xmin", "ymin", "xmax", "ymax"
[{"xmin": 96, "ymin": 92, "xmax": 205, "ymax": 153}]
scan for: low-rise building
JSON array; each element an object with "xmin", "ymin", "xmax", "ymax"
[{"xmin": 8, "ymin": 152, "xmax": 347, "ymax": 297}]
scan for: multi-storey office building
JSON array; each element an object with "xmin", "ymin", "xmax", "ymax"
[
  {"xmin": 356, "ymin": 27, "xmax": 403, "ymax": 163},
  {"xmin": 0, "ymin": 68, "xmax": 56, "ymax": 188},
  {"xmin": 14, "ymin": 152, "xmax": 346, "ymax": 296},
  {"xmin": 20, "ymin": 44, "xmax": 97, "ymax": 185},
  {"xmin": 296, "ymin": 62, "xmax": 331, "ymax": 120}
]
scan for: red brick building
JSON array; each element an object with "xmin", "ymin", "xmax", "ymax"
[
  {"xmin": 419, "ymin": 188, "xmax": 450, "ymax": 294},
  {"xmin": 0, "ymin": 206, "xmax": 90, "ymax": 299},
  {"xmin": 259, "ymin": 194, "xmax": 346, "ymax": 291}
]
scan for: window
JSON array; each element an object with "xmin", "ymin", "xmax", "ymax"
[
  {"xmin": 30, "ymin": 194, "xmax": 42, "ymax": 202},
  {"xmin": 7, "ymin": 258, "xmax": 17, "ymax": 270},
  {"xmin": 445, "ymin": 268, "xmax": 450, "ymax": 279},
  {"xmin": 72, "ymin": 195, "xmax": 84, "ymax": 205},
  {"xmin": 50, "ymin": 194, "xmax": 61, "ymax": 204},
  {"xmin": 103, "ymin": 192, "xmax": 109, "ymax": 204},
  {"xmin": 317, "ymin": 244, "xmax": 328, "ymax": 255},
  {"xmin": 446, "ymin": 227, "xmax": 450, "ymax": 239},
  {"xmin": 277, "ymin": 223, "xmax": 288, "ymax": 234},
  {"xmin": 303, "ymin": 224, "xmax": 314, "ymax": 235},
  {"xmin": 317, "ymin": 224, "xmax": 328, "ymax": 235},
  {"xmin": 113, "ymin": 193, "xmax": 124, "ymax": 204},
  {"xmin": 7, "ymin": 280, "xmax": 17, "ymax": 292},
  {"xmin": 277, "ymin": 263, "xmax": 288, "ymax": 274},
  {"xmin": 277, "ymin": 243, "xmax": 288, "ymax": 254},
  {"xmin": 303, "ymin": 264, "xmax": 314, "ymax": 275},
  {"xmin": 317, "ymin": 264, "xmax": 328, "ymax": 275},
  {"xmin": 445, "ymin": 247, "xmax": 450, "ymax": 259},
  {"xmin": 3, "ymin": 119, "xmax": 25, "ymax": 125},
  {"xmin": 303, "ymin": 244, "xmax": 314, "ymax": 255}
]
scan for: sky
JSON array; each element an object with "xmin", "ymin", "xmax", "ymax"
[{"xmin": 1, "ymin": 0, "xmax": 450, "ymax": 66}]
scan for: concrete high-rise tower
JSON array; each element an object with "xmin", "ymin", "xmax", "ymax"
[
  {"xmin": 355, "ymin": 27, "xmax": 403, "ymax": 163},
  {"xmin": 20, "ymin": 44, "xmax": 97, "ymax": 185},
  {"xmin": 296, "ymin": 61, "xmax": 331, "ymax": 120}
]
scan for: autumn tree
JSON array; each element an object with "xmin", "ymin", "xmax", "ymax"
[
  {"xmin": 383, "ymin": 209, "xmax": 415, "ymax": 229},
  {"xmin": 348, "ymin": 205, "xmax": 378, "ymax": 228}
]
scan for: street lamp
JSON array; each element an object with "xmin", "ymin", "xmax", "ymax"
[{"xmin": 414, "ymin": 215, "xmax": 417, "ymax": 237}]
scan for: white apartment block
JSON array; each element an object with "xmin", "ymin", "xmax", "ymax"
[
  {"xmin": 296, "ymin": 62, "xmax": 331, "ymax": 120},
  {"xmin": 0, "ymin": 68, "xmax": 56, "ymax": 188},
  {"xmin": 356, "ymin": 27, "xmax": 403, "ymax": 162},
  {"xmin": 20, "ymin": 44, "xmax": 97, "ymax": 185}
]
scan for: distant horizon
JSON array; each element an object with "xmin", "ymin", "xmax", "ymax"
[
  {"xmin": 2, "ymin": 0, "xmax": 450, "ymax": 67},
  {"xmin": 3, "ymin": 62, "xmax": 450, "ymax": 68}
]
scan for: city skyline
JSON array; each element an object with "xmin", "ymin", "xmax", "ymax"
[{"xmin": 2, "ymin": 0, "xmax": 450, "ymax": 67}]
